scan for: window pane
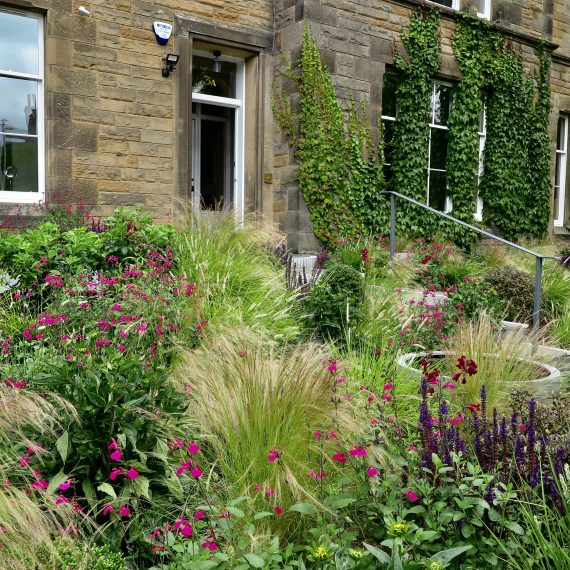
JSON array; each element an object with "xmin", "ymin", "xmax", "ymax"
[
  {"xmin": 477, "ymin": 0, "xmax": 487, "ymax": 13},
  {"xmin": 429, "ymin": 128, "xmax": 448, "ymax": 171},
  {"xmin": 431, "ymin": 0, "xmax": 453, "ymax": 7},
  {"xmin": 192, "ymin": 55, "xmax": 236, "ymax": 98},
  {"xmin": 428, "ymin": 171, "xmax": 447, "ymax": 211},
  {"xmin": 432, "ymin": 84, "xmax": 451, "ymax": 126},
  {"xmin": 554, "ymin": 186, "xmax": 560, "ymax": 221},
  {"xmin": 555, "ymin": 153, "xmax": 563, "ymax": 187},
  {"xmin": 0, "ymin": 77, "xmax": 38, "ymax": 135},
  {"xmin": 0, "ymin": 10, "xmax": 40, "ymax": 75},
  {"xmin": 381, "ymin": 71, "xmax": 398, "ymax": 118},
  {"xmin": 557, "ymin": 117, "xmax": 567, "ymax": 151},
  {"xmin": 0, "ymin": 135, "xmax": 38, "ymax": 192}
]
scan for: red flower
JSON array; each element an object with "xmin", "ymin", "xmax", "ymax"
[
  {"xmin": 404, "ymin": 489, "xmax": 418, "ymax": 502},
  {"xmin": 274, "ymin": 505, "xmax": 283, "ymax": 516}
]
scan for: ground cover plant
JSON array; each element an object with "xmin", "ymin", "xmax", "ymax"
[{"xmin": 1, "ymin": 210, "xmax": 570, "ymax": 569}]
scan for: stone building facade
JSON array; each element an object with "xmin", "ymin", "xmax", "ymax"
[{"xmin": 1, "ymin": 0, "xmax": 570, "ymax": 250}]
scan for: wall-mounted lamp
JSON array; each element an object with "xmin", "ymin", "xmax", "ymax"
[
  {"xmin": 212, "ymin": 50, "xmax": 222, "ymax": 75},
  {"xmin": 162, "ymin": 53, "xmax": 180, "ymax": 77}
]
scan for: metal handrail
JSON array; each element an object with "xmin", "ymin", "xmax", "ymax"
[{"xmin": 383, "ymin": 190, "xmax": 562, "ymax": 331}]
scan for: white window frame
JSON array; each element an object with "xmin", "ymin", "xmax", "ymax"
[
  {"xmin": 191, "ymin": 51, "xmax": 245, "ymax": 224},
  {"xmin": 0, "ymin": 8, "xmax": 44, "ymax": 204},
  {"xmin": 554, "ymin": 115, "xmax": 568, "ymax": 228},
  {"xmin": 427, "ymin": 82, "xmax": 452, "ymax": 213},
  {"xmin": 427, "ymin": 0, "xmax": 460, "ymax": 10},
  {"xmin": 474, "ymin": 107, "xmax": 486, "ymax": 221},
  {"xmin": 477, "ymin": 0, "xmax": 491, "ymax": 20}
]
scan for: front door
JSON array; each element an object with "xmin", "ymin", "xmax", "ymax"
[{"xmin": 191, "ymin": 50, "xmax": 244, "ymax": 219}]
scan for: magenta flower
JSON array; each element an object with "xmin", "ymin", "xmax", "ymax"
[
  {"xmin": 367, "ymin": 466, "xmax": 378, "ymax": 477},
  {"xmin": 194, "ymin": 510, "xmax": 206, "ymax": 520},
  {"xmin": 174, "ymin": 517, "xmax": 193, "ymax": 537},
  {"xmin": 176, "ymin": 460, "xmax": 193, "ymax": 476},
  {"xmin": 404, "ymin": 490, "xmax": 418, "ymax": 502},
  {"xmin": 266, "ymin": 446, "xmax": 280, "ymax": 462},
  {"xmin": 55, "ymin": 494, "xmax": 70, "ymax": 505},
  {"xmin": 19, "ymin": 454, "xmax": 30, "ymax": 467},
  {"xmin": 126, "ymin": 466, "xmax": 140, "ymax": 479},
  {"xmin": 191, "ymin": 466, "xmax": 203, "ymax": 479},
  {"xmin": 349, "ymin": 447, "xmax": 367, "ymax": 458},
  {"xmin": 119, "ymin": 504, "xmax": 131, "ymax": 517},
  {"xmin": 187, "ymin": 440, "xmax": 200, "ymax": 454},
  {"xmin": 313, "ymin": 430, "xmax": 322, "ymax": 439},
  {"xmin": 383, "ymin": 383, "xmax": 393, "ymax": 391},
  {"xmin": 266, "ymin": 488, "xmax": 275, "ymax": 497},
  {"xmin": 202, "ymin": 538, "xmax": 218, "ymax": 551},
  {"xmin": 58, "ymin": 480, "xmax": 73, "ymax": 491},
  {"xmin": 110, "ymin": 468, "xmax": 123, "ymax": 481},
  {"xmin": 309, "ymin": 469, "xmax": 326, "ymax": 479},
  {"xmin": 274, "ymin": 505, "xmax": 283, "ymax": 515},
  {"xmin": 102, "ymin": 504, "xmax": 115, "ymax": 516},
  {"xmin": 332, "ymin": 452, "xmax": 347, "ymax": 464}
]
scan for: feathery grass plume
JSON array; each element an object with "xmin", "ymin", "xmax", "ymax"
[
  {"xmin": 175, "ymin": 210, "xmax": 302, "ymax": 343},
  {"xmin": 0, "ymin": 388, "xmax": 79, "ymax": 568},
  {"xmin": 443, "ymin": 313, "xmax": 549, "ymax": 411},
  {"xmin": 173, "ymin": 329, "xmax": 366, "ymax": 504}
]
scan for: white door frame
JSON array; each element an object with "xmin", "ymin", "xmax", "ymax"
[{"xmin": 191, "ymin": 51, "xmax": 245, "ymax": 223}]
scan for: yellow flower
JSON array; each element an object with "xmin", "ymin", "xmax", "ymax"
[
  {"xmin": 312, "ymin": 545, "xmax": 331, "ymax": 560},
  {"xmin": 389, "ymin": 522, "xmax": 411, "ymax": 536}
]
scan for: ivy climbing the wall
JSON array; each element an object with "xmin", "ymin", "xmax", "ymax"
[
  {"xmin": 273, "ymin": 10, "xmax": 553, "ymax": 250},
  {"xmin": 273, "ymin": 26, "xmax": 386, "ymax": 249}
]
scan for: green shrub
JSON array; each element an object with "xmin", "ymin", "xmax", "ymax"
[
  {"xmin": 447, "ymin": 278, "xmax": 505, "ymax": 322},
  {"xmin": 44, "ymin": 539, "xmax": 127, "ymax": 570},
  {"xmin": 305, "ymin": 260, "xmax": 365, "ymax": 342},
  {"xmin": 483, "ymin": 266, "xmax": 535, "ymax": 323}
]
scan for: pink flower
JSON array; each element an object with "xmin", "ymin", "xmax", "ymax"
[
  {"xmin": 194, "ymin": 510, "xmax": 206, "ymax": 520},
  {"xmin": 266, "ymin": 488, "xmax": 275, "ymax": 497},
  {"xmin": 309, "ymin": 469, "xmax": 326, "ymax": 479},
  {"xmin": 19, "ymin": 454, "xmax": 30, "ymax": 467},
  {"xmin": 169, "ymin": 438, "xmax": 186, "ymax": 450},
  {"xmin": 55, "ymin": 494, "xmax": 70, "ymax": 505},
  {"xmin": 253, "ymin": 484, "xmax": 262, "ymax": 493},
  {"xmin": 174, "ymin": 518, "xmax": 193, "ymax": 537},
  {"xmin": 117, "ymin": 343, "xmax": 126, "ymax": 353},
  {"xmin": 349, "ymin": 447, "xmax": 367, "ymax": 458},
  {"xmin": 58, "ymin": 480, "xmax": 73, "ymax": 491},
  {"xmin": 370, "ymin": 417, "xmax": 379, "ymax": 426},
  {"xmin": 326, "ymin": 432, "xmax": 337, "ymax": 439},
  {"xmin": 336, "ymin": 376, "xmax": 345, "ymax": 384},
  {"xmin": 219, "ymin": 512, "xmax": 230, "ymax": 519},
  {"xmin": 176, "ymin": 461, "xmax": 193, "ymax": 476},
  {"xmin": 32, "ymin": 479, "xmax": 49, "ymax": 490},
  {"xmin": 102, "ymin": 504, "xmax": 115, "ymax": 516},
  {"xmin": 202, "ymin": 538, "xmax": 218, "ymax": 551},
  {"xmin": 383, "ymin": 383, "xmax": 393, "ymax": 391},
  {"xmin": 126, "ymin": 466, "xmax": 140, "ymax": 479},
  {"xmin": 382, "ymin": 394, "xmax": 393, "ymax": 403},
  {"xmin": 109, "ymin": 448, "xmax": 123, "ymax": 461},
  {"xmin": 313, "ymin": 430, "xmax": 322, "ymax": 439},
  {"xmin": 187, "ymin": 440, "xmax": 200, "ymax": 454},
  {"xmin": 408, "ymin": 443, "xmax": 417, "ymax": 452},
  {"xmin": 27, "ymin": 444, "xmax": 43, "ymax": 455},
  {"xmin": 332, "ymin": 452, "xmax": 347, "ymax": 464},
  {"xmin": 404, "ymin": 490, "xmax": 418, "ymax": 502},
  {"xmin": 266, "ymin": 446, "xmax": 280, "ymax": 462},
  {"xmin": 110, "ymin": 468, "xmax": 123, "ymax": 481},
  {"xmin": 326, "ymin": 360, "xmax": 337, "ymax": 373},
  {"xmin": 191, "ymin": 466, "xmax": 203, "ymax": 479},
  {"xmin": 119, "ymin": 504, "xmax": 131, "ymax": 517},
  {"xmin": 367, "ymin": 466, "xmax": 378, "ymax": 477},
  {"xmin": 443, "ymin": 382, "xmax": 456, "ymax": 390},
  {"xmin": 274, "ymin": 505, "xmax": 283, "ymax": 515}
]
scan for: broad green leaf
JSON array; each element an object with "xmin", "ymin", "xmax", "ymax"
[
  {"xmin": 226, "ymin": 506, "xmax": 245, "ymax": 519},
  {"xmin": 82, "ymin": 480, "xmax": 97, "ymax": 509},
  {"xmin": 288, "ymin": 502, "xmax": 317, "ymax": 515},
  {"xmin": 430, "ymin": 545, "xmax": 473, "ymax": 564},
  {"xmin": 56, "ymin": 430, "xmax": 69, "ymax": 463},
  {"xmin": 97, "ymin": 482, "xmax": 117, "ymax": 498},
  {"xmin": 363, "ymin": 543, "xmax": 390, "ymax": 564},
  {"xmin": 504, "ymin": 521, "xmax": 524, "ymax": 535},
  {"xmin": 243, "ymin": 553, "xmax": 265, "ymax": 568},
  {"xmin": 133, "ymin": 476, "xmax": 151, "ymax": 500},
  {"xmin": 47, "ymin": 470, "xmax": 68, "ymax": 493},
  {"xmin": 254, "ymin": 511, "xmax": 274, "ymax": 520}
]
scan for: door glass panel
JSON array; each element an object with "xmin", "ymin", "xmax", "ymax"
[
  {"xmin": 0, "ymin": 77, "xmax": 38, "ymax": 135},
  {"xmin": 381, "ymin": 71, "xmax": 398, "ymax": 118},
  {"xmin": 0, "ymin": 135, "xmax": 38, "ymax": 192},
  {"xmin": 0, "ymin": 10, "xmax": 39, "ymax": 75},
  {"xmin": 557, "ymin": 117, "xmax": 566, "ymax": 151},
  {"xmin": 192, "ymin": 55, "xmax": 236, "ymax": 98}
]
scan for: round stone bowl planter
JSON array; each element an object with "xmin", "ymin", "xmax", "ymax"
[{"xmin": 397, "ymin": 350, "xmax": 561, "ymax": 400}]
